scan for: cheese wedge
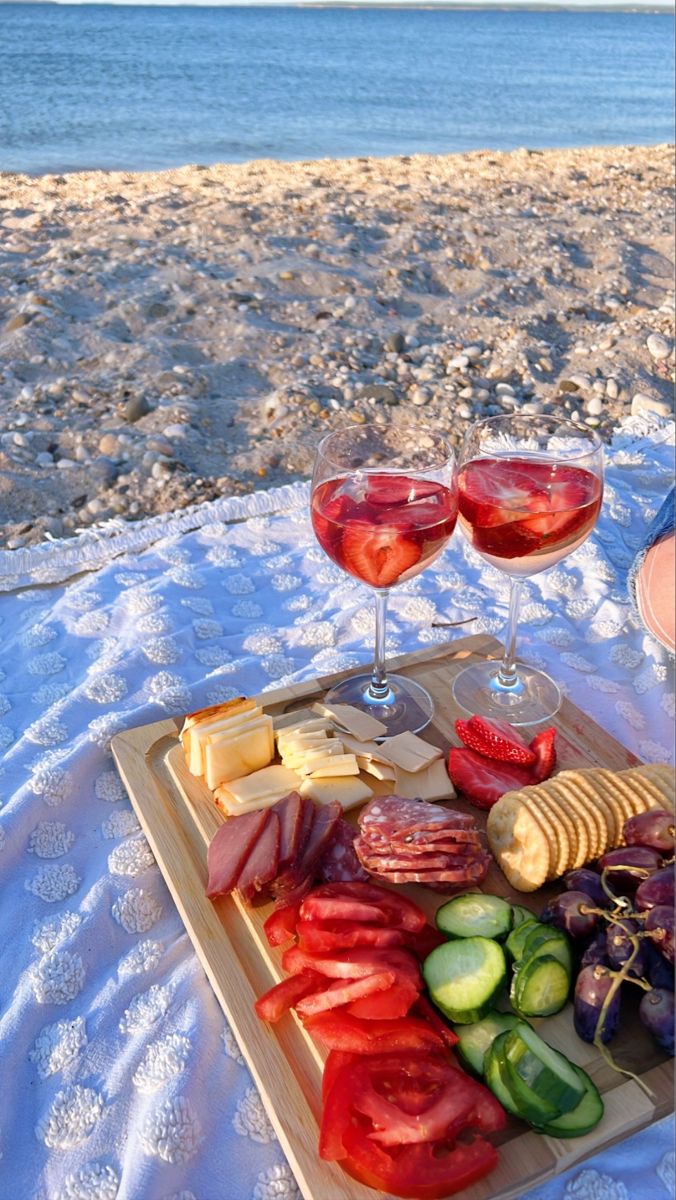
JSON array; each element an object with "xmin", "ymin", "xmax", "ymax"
[
  {"xmin": 300, "ymin": 776, "xmax": 374, "ymax": 810},
  {"xmin": 359, "ymin": 757, "xmax": 396, "ymax": 782},
  {"xmin": 380, "ymin": 731, "xmax": 443, "ymax": 774},
  {"xmin": 186, "ymin": 703, "xmax": 264, "ymax": 776},
  {"xmin": 215, "ymin": 763, "xmax": 301, "ymax": 813},
  {"xmin": 393, "ymin": 758, "xmax": 456, "ymax": 802},
  {"xmin": 204, "ymin": 715, "xmax": 274, "ymax": 790},
  {"xmin": 311, "ymin": 701, "xmax": 387, "ymax": 741},
  {"xmin": 305, "ymin": 754, "xmax": 361, "ymax": 779}
]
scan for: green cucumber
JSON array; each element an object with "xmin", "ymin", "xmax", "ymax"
[
  {"xmin": 423, "ymin": 936, "xmax": 507, "ymax": 1024},
  {"xmin": 511, "ymin": 953, "xmax": 571, "ymax": 1017},
  {"xmin": 436, "ymin": 894, "xmax": 514, "ymax": 941},
  {"xmin": 484, "ymin": 1033, "xmax": 526, "ymax": 1119},
  {"xmin": 454, "ymin": 1011, "xmax": 523, "ymax": 1076},
  {"xmin": 506, "ymin": 919, "xmax": 540, "ymax": 962},
  {"xmin": 511, "ymin": 903, "xmax": 537, "ymax": 929},
  {"xmin": 537, "ymin": 1066, "xmax": 604, "ymax": 1137},
  {"xmin": 521, "ymin": 926, "xmax": 573, "ymax": 976},
  {"xmin": 504, "ymin": 1027, "xmax": 585, "ymax": 1114}
]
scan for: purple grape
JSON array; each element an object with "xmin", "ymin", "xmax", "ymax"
[
  {"xmin": 635, "ymin": 867, "xmax": 675, "ymax": 912},
  {"xmin": 639, "ymin": 988, "xmax": 675, "ymax": 1055},
  {"xmin": 624, "ymin": 809, "xmax": 675, "ymax": 854},
  {"xmin": 646, "ymin": 942, "xmax": 675, "ymax": 991},
  {"xmin": 574, "ymin": 964, "xmax": 621, "ymax": 1044},
  {"xmin": 544, "ymin": 891, "xmax": 599, "ymax": 939},
  {"xmin": 564, "ymin": 868, "xmax": 608, "ymax": 907},
  {"xmin": 597, "ymin": 846, "xmax": 663, "ymax": 892},
  {"xmin": 646, "ymin": 905, "xmax": 675, "ymax": 965},
  {"xmin": 581, "ymin": 931, "xmax": 609, "ymax": 968},
  {"xmin": 605, "ymin": 918, "xmax": 649, "ymax": 977}
]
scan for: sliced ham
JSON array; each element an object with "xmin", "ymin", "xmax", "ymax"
[
  {"xmin": 236, "ymin": 810, "xmax": 281, "ymax": 903},
  {"xmin": 206, "ymin": 808, "xmax": 271, "ymax": 899},
  {"xmin": 275, "ymin": 791, "xmax": 304, "ymax": 872}
]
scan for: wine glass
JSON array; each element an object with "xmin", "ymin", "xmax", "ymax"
[
  {"xmin": 452, "ymin": 413, "xmax": 604, "ymax": 726},
  {"xmin": 311, "ymin": 423, "xmax": 457, "ymax": 736}
]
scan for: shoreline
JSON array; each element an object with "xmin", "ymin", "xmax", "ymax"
[{"xmin": 0, "ymin": 144, "xmax": 673, "ymax": 549}]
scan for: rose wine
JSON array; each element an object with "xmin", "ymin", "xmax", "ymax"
[
  {"xmin": 312, "ymin": 472, "xmax": 458, "ymax": 589},
  {"xmin": 457, "ymin": 457, "xmax": 603, "ymax": 577}
]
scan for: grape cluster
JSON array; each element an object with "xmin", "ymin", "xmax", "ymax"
[{"xmin": 540, "ymin": 809, "xmax": 674, "ymax": 1059}]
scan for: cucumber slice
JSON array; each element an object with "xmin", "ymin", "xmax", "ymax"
[
  {"xmin": 436, "ymin": 894, "xmax": 514, "ymax": 941},
  {"xmin": 504, "ymin": 1027, "xmax": 585, "ymax": 1114},
  {"xmin": 522, "ymin": 926, "xmax": 573, "ymax": 976},
  {"xmin": 537, "ymin": 1066, "xmax": 604, "ymax": 1137},
  {"xmin": 484, "ymin": 1033, "xmax": 526, "ymax": 1119},
  {"xmin": 423, "ymin": 937, "xmax": 507, "ymax": 1024},
  {"xmin": 506, "ymin": 918, "xmax": 543, "ymax": 962},
  {"xmin": 511, "ymin": 903, "xmax": 537, "ymax": 929},
  {"xmin": 455, "ymin": 1011, "xmax": 523, "ymax": 1076},
  {"xmin": 511, "ymin": 953, "xmax": 571, "ymax": 1017}
]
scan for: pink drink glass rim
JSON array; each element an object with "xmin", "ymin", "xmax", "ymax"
[
  {"xmin": 315, "ymin": 424, "xmax": 455, "ymax": 472},
  {"xmin": 465, "ymin": 414, "xmax": 603, "ymax": 464}
]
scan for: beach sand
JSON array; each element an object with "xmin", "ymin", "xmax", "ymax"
[{"xmin": 0, "ymin": 143, "xmax": 673, "ymax": 548}]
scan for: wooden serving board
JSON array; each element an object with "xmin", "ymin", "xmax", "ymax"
[{"xmin": 111, "ymin": 635, "xmax": 673, "ymax": 1200}]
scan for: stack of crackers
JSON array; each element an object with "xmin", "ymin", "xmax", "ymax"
[{"xmin": 487, "ymin": 764, "xmax": 675, "ymax": 892}]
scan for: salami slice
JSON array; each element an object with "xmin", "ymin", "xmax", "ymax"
[
  {"xmin": 372, "ymin": 856, "xmax": 491, "ymax": 886},
  {"xmin": 319, "ymin": 818, "xmax": 370, "ymax": 884},
  {"xmin": 359, "ymin": 796, "xmax": 457, "ymax": 834}
]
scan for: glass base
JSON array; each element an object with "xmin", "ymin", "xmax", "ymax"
[
  {"xmin": 452, "ymin": 660, "xmax": 561, "ymax": 727},
  {"xmin": 324, "ymin": 673, "xmax": 433, "ymax": 737}
]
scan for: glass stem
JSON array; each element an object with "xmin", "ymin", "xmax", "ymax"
[
  {"xmin": 497, "ymin": 578, "xmax": 523, "ymax": 689},
  {"xmin": 368, "ymin": 588, "xmax": 392, "ymax": 701}
]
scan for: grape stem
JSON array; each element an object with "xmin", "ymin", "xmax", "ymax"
[{"xmin": 592, "ymin": 939, "xmax": 646, "ymax": 1082}]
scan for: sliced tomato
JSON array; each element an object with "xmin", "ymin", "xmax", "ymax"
[
  {"xmin": 341, "ymin": 1124, "xmax": 500, "ymax": 1199},
  {"xmin": 297, "ymin": 918, "xmax": 406, "ymax": 953},
  {"xmin": 295, "ymin": 970, "xmax": 395, "ymax": 1018},
  {"xmin": 263, "ymin": 900, "xmax": 302, "ymax": 947},
  {"xmin": 305, "ymin": 1011, "xmax": 444, "ymax": 1054},
  {"xmin": 302, "ymin": 882, "xmax": 427, "ymax": 933},
  {"xmin": 320, "ymin": 1051, "xmax": 504, "ymax": 1197},
  {"xmin": 322, "ymin": 1049, "xmax": 360, "ymax": 1103},
  {"xmin": 404, "ymin": 923, "xmax": 447, "ymax": 961},
  {"xmin": 254, "ymin": 970, "xmax": 324, "ymax": 1023},
  {"xmin": 347, "ymin": 980, "xmax": 420, "ymax": 1020},
  {"xmin": 300, "ymin": 895, "xmax": 391, "ymax": 925},
  {"xmin": 412, "ymin": 995, "xmax": 459, "ymax": 1049},
  {"xmin": 282, "ymin": 945, "xmax": 422, "ymax": 989}
]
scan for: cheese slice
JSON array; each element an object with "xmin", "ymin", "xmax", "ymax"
[
  {"xmin": 204, "ymin": 716, "xmax": 274, "ymax": 790},
  {"xmin": 311, "ymin": 701, "xmax": 387, "ymax": 741},
  {"xmin": 380, "ymin": 731, "xmax": 443, "ymax": 774},
  {"xmin": 338, "ymin": 733, "xmax": 391, "ymax": 762},
  {"xmin": 359, "ymin": 757, "xmax": 396, "ymax": 782},
  {"xmin": 284, "ymin": 743, "xmax": 347, "ymax": 773},
  {"xmin": 306, "ymin": 754, "xmax": 361, "ymax": 779},
  {"xmin": 181, "ymin": 697, "xmax": 258, "ymax": 774},
  {"xmin": 186, "ymin": 704, "xmax": 264, "ymax": 776},
  {"xmin": 393, "ymin": 758, "xmax": 456, "ymax": 802},
  {"xmin": 277, "ymin": 731, "xmax": 330, "ymax": 759},
  {"xmin": 276, "ymin": 718, "xmax": 332, "ymax": 744},
  {"xmin": 216, "ymin": 764, "xmax": 301, "ymax": 811},
  {"xmin": 300, "ymin": 776, "xmax": 374, "ymax": 810}
]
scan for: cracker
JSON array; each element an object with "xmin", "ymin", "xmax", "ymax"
[
  {"xmin": 599, "ymin": 768, "xmax": 651, "ymax": 820},
  {"xmin": 486, "ymin": 793, "xmax": 551, "ymax": 893},
  {"xmin": 621, "ymin": 766, "xmax": 675, "ymax": 814},
  {"xmin": 634, "ymin": 764, "xmax": 676, "ymax": 811},
  {"xmin": 520, "ymin": 788, "xmax": 563, "ymax": 880},
  {"xmin": 544, "ymin": 776, "xmax": 592, "ymax": 868},
  {"xmin": 592, "ymin": 768, "xmax": 636, "ymax": 828},
  {"xmin": 532, "ymin": 786, "xmax": 576, "ymax": 877}
]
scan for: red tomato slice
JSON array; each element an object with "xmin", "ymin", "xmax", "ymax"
[
  {"xmin": 254, "ymin": 970, "xmax": 324, "ymax": 1023},
  {"xmin": 300, "ymin": 896, "xmax": 391, "ymax": 925},
  {"xmin": 341, "ymin": 1124, "xmax": 500, "ymax": 1200},
  {"xmin": 303, "ymin": 1011, "xmax": 444, "ymax": 1054},
  {"xmin": 263, "ymin": 901, "xmax": 302, "ymax": 947},
  {"xmin": 347, "ymin": 980, "xmax": 420, "ymax": 1020},
  {"xmin": 302, "ymin": 882, "xmax": 427, "ymax": 933},
  {"xmin": 282, "ymin": 945, "xmax": 422, "ymax": 989},
  {"xmin": 412, "ymin": 995, "xmax": 459, "ymax": 1048},
  {"xmin": 296, "ymin": 970, "xmax": 395, "ymax": 1018},
  {"xmin": 297, "ymin": 919, "xmax": 406, "ymax": 953},
  {"xmin": 322, "ymin": 1049, "xmax": 360, "ymax": 1103}
]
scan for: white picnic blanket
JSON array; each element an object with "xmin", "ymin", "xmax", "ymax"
[{"xmin": 0, "ymin": 412, "xmax": 673, "ymax": 1200}]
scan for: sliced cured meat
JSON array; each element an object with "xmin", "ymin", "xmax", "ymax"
[
  {"xmin": 355, "ymin": 846, "xmax": 467, "ymax": 873},
  {"xmin": 319, "ymin": 818, "xmax": 370, "ymax": 884},
  {"xmin": 272, "ymin": 874, "xmax": 315, "ymax": 909},
  {"xmin": 359, "ymin": 796, "xmax": 457, "ymax": 834},
  {"xmin": 206, "ymin": 808, "xmax": 271, "ymax": 900},
  {"xmin": 389, "ymin": 839, "xmax": 479, "ymax": 857},
  {"xmin": 236, "ymin": 810, "xmax": 281, "ymax": 903},
  {"xmin": 271, "ymin": 798, "xmax": 316, "ymax": 897},
  {"xmin": 397, "ymin": 827, "xmax": 482, "ymax": 845},
  {"xmin": 373, "ymin": 858, "xmax": 491, "ymax": 887},
  {"xmin": 297, "ymin": 799, "xmax": 343, "ymax": 876},
  {"xmin": 275, "ymin": 791, "xmax": 304, "ymax": 871}
]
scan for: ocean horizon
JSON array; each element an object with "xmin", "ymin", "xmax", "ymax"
[{"xmin": 0, "ymin": 5, "xmax": 674, "ymax": 174}]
